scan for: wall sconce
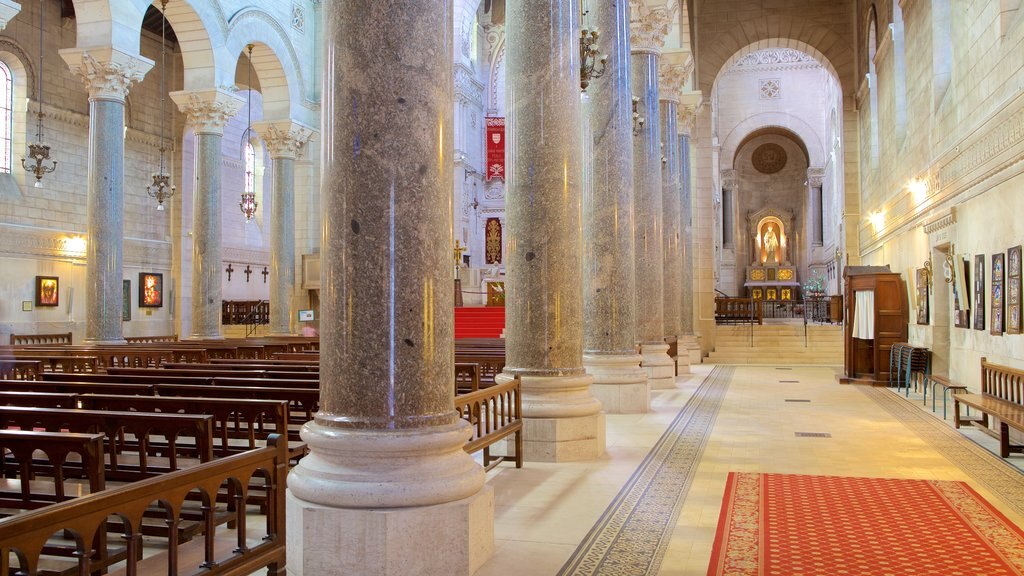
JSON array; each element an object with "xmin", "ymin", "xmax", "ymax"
[
  {"xmin": 943, "ymin": 244, "xmax": 956, "ymax": 285},
  {"xmin": 632, "ymin": 96, "xmax": 645, "ymax": 136},
  {"xmin": 868, "ymin": 210, "xmax": 885, "ymax": 232},
  {"xmin": 834, "ymin": 246, "xmax": 843, "ymax": 261},
  {"xmin": 579, "ymin": 26, "xmax": 608, "ymax": 92},
  {"xmin": 63, "ymin": 235, "xmax": 87, "ymax": 257},
  {"xmin": 908, "ymin": 178, "xmax": 928, "ymax": 202},
  {"xmin": 922, "ymin": 257, "xmax": 933, "ymax": 288}
]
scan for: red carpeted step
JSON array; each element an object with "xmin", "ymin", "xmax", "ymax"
[{"xmin": 454, "ymin": 306, "xmax": 505, "ymax": 339}]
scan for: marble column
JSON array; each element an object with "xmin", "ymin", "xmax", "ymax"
[
  {"xmin": 582, "ymin": 0, "xmax": 647, "ymax": 413},
  {"xmin": 495, "ymin": 0, "xmax": 605, "ymax": 462},
  {"xmin": 0, "ymin": 1, "xmax": 20, "ymax": 31},
  {"xmin": 60, "ymin": 48, "xmax": 153, "ymax": 344},
  {"xmin": 679, "ymin": 124, "xmax": 702, "ymax": 363},
  {"xmin": 630, "ymin": 4, "xmax": 676, "ymax": 389},
  {"xmin": 659, "ymin": 53, "xmax": 687, "ymax": 375},
  {"xmin": 286, "ymin": 1, "xmax": 492, "ymax": 574},
  {"xmin": 253, "ymin": 120, "xmax": 314, "ymax": 337},
  {"xmin": 170, "ymin": 89, "xmax": 244, "ymax": 341}
]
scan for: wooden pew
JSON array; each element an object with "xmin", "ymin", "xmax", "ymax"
[
  {"xmin": 0, "ymin": 436, "xmax": 287, "ymax": 576},
  {"xmin": 0, "ymin": 359, "xmax": 43, "ymax": 380},
  {"xmin": 105, "ymin": 367, "xmax": 319, "ymax": 381},
  {"xmin": 156, "ymin": 384, "xmax": 320, "ymax": 424},
  {"xmin": 6, "ymin": 353, "xmax": 99, "ymax": 373},
  {"xmin": 124, "ymin": 334, "xmax": 178, "ymax": 343},
  {"xmin": 0, "ymin": 390, "xmax": 78, "ymax": 408},
  {"xmin": 162, "ymin": 362, "xmax": 320, "ymax": 373},
  {"xmin": 0, "ymin": 429, "xmax": 107, "ymax": 510},
  {"xmin": 10, "ymin": 332, "xmax": 72, "ymax": 346},
  {"xmin": 954, "ymin": 358, "xmax": 1024, "ymax": 458},
  {"xmin": 2, "ymin": 379, "xmax": 158, "ymax": 396},
  {"xmin": 455, "ymin": 376, "xmax": 522, "ymax": 470}
]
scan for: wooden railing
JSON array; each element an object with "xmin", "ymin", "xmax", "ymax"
[
  {"xmin": 9, "ymin": 332, "xmax": 72, "ymax": 346},
  {"xmin": 0, "ymin": 436, "xmax": 288, "ymax": 576},
  {"xmin": 124, "ymin": 334, "xmax": 178, "ymax": 343},
  {"xmin": 714, "ymin": 297, "xmax": 762, "ymax": 325},
  {"xmin": 222, "ymin": 300, "xmax": 269, "ymax": 326},
  {"xmin": 455, "ymin": 376, "xmax": 522, "ymax": 471}
]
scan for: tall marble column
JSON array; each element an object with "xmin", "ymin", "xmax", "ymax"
[
  {"xmin": 495, "ymin": 0, "xmax": 605, "ymax": 461},
  {"xmin": 286, "ymin": 1, "xmax": 492, "ymax": 574},
  {"xmin": 630, "ymin": 2, "xmax": 676, "ymax": 389},
  {"xmin": 678, "ymin": 108, "xmax": 702, "ymax": 362},
  {"xmin": 659, "ymin": 53, "xmax": 687, "ymax": 375},
  {"xmin": 582, "ymin": 0, "xmax": 647, "ymax": 413},
  {"xmin": 253, "ymin": 120, "xmax": 314, "ymax": 336},
  {"xmin": 60, "ymin": 48, "xmax": 153, "ymax": 344},
  {"xmin": 170, "ymin": 89, "xmax": 244, "ymax": 341}
]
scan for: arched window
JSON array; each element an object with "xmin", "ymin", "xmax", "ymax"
[
  {"xmin": 244, "ymin": 137, "xmax": 256, "ymax": 197},
  {"xmin": 0, "ymin": 60, "xmax": 13, "ymax": 173}
]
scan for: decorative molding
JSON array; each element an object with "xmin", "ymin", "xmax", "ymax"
[
  {"xmin": 758, "ymin": 78, "xmax": 781, "ymax": 100},
  {"xmin": 0, "ymin": 1, "xmax": 20, "ymax": 32},
  {"xmin": 720, "ymin": 169, "xmax": 737, "ymax": 191},
  {"xmin": 922, "ymin": 206, "xmax": 956, "ymax": 235},
  {"xmin": 629, "ymin": 0, "xmax": 677, "ymax": 55},
  {"xmin": 253, "ymin": 120, "xmax": 315, "ymax": 160},
  {"xmin": 658, "ymin": 52, "xmax": 691, "ymax": 103},
  {"xmin": 223, "ymin": 246, "xmax": 270, "ymax": 267},
  {"xmin": 0, "ymin": 224, "xmax": 170, "ymax": 268},
  {"xmin": 727, "ymin": 48, "xmax": 820, "ymax": 73},
  {"xmin": 484, "ymin": 24, "xmax": 505, "ymax": 114},
  {"xmin": 291, "ymin": 4, "xmax": 305, "ymax": 33},
  {"xmin": 806, "ymin": 167, "xmax": 825, "ymax": 188},
  {"xmin": 455, "ymin": 63, "xmax": 484, "ymax": 105},
  {"xmin": 59, "ymin": 48, "xmax": 154, "ymax": 103},
  {"xmin": 170, "ymin": 88, "xmax": 245, "ymax": 136}
]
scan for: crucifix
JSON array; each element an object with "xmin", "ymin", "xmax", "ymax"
[
  {"xmin": 225, "ymin": 263, "xmax": 234, "ymax": 281},
  {"xmin": 262, "ymin": 266, "xmax": 269, "ymax": 283},
  {"xmin": 244, "ymin": 265, "xmax": 253, "ymax": 283}
]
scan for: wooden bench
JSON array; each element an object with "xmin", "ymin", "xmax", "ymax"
[
  {"xmin": 954, "ymin": 358, "xmax": 1024, "ymax": 458},
  {"xmin": 0, "ymin": 390, "xmax": 79, "ymax": 408},
  {"xmin": 6, "ymin": 353, "xmax": 99, "ymax": 373},
  {"xmin": 0, "ymin": 429, "xmax": 107, "ymax": 510},
  {"xmin": 0, "ymin": 436, "xmax": 287, "ymax": 576},
  {"xmin": 0, "ymin": 359, "xmax": 42, "ymax": 380},
  {"xmin": 10, "ymin": 332, "xmax": 72, "ymax": 346},
  {"xmin": 455, "ymin": 376, "xmax": 522, "ymax": 471}
]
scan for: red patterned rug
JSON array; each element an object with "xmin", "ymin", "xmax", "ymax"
[{"xmin": 707, "ymin": 472, "xmax": 1024, "ymax": 576}]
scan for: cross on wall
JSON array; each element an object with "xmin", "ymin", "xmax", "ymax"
[
  {"xmin": 225, "ymin": 263, "xmax": 234, "ymax": 281},
  {"xmin": 244, "ymin": 265, "xmax": 253, "ymax": 282},
  {"xmin": 262, "ymin": 267, "xmax": 269, "ymax": 283}
]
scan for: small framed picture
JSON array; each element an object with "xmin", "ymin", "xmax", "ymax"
[
  {"xmin": 35, "ymin": 276, "xmax": 59, "ymax": 307},
  {"xmin": 139, "ymin": 272, "xmax": 163, "ymax": 308},
  {"xmin": 298, "ymin": 309, "xmax": 315, "ymax": 322},
  {"xmin": 122, "ymin": 279, "xmax": 132, "ymax": 321}
]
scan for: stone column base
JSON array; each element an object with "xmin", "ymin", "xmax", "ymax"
[
  {"xmin": 496, "ymin": 372, "xmax": 606, "ymax": 461},
  {"xmin": 681, "ymin": 335, "xmax": 702, "ymax": 363},
  {"xmin": 676, "ymin": 354, "xmax": 691, "ymax": 375},
  {"xmin": 584, "ymin": 353, "xmax": 649, "ymax": 413},
  {"xmin": 641, "ymin": 342, "xmax": 675, "ymax": 389},
  {"xmin": 286, "ymin": 487, "xmax": 495, "ymax": 576}
]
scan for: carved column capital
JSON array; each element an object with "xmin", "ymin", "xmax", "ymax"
[
  {"xmin": 629, "ymin": 0, "xmax": 677, "ymax": 55},
  {"xmin": 0, "ymin": 1, "xmax": 21, "ymax": 32},
  {"xmin": 677, "ymin": 90, "xmax": 703, "ymax": 135},
  {"xmin": 659, "ymin": 50, "xmax": 693, "ymax": 103},
  {"xmin": 170, "ymin": 88, "xmax": 245, "ymax": 136},
  {"xmin": 59, "ymin": 47, "xmax": 154, "ymax": 103},
  {"xmin": 721, "ymin": 169, "xmax": 738, "ymax": 192},
  {"xmin": 807, "ymin": 167, "xmax": 826, "ymax": 188},
  {"xmin": 253, "ymin": 120, "xmax": 316, "ymax": 160}
]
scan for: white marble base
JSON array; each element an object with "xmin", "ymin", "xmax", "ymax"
[
  {"xmin": 497, "ymin": 372, "xmax": 606, "ymax": 461},
  {"xmin": 676, "ymin": 355, "xmax": 691, "ymax": 375},
  {"xmin": 641, "ymin": 342, "xmax": 675, "ymax": 389},
  {"xmin": 286, "ymin": 486, "xmax": 495, "ymax": 576},
  {"xmin": 584, "ymin": 353, "xmax": 649, "ymax": 413},
  {"xmin": 681, "ymin": 335, "xmax": 703, "ymax": 363}
]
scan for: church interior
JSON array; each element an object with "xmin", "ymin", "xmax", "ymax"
[{"xmin": 0, "ymin": 0, "xmax": 1023, "ymax": 574}]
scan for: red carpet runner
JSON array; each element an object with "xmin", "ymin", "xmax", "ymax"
[
  {"xmin": 454, "ymin": 306, "xmax": 505, "ymax": 339},
  {"xmin": 707, "ymin": 472, "xmax": 1024, "ymax": 576}
]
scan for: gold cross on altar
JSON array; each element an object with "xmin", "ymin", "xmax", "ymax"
[{"xmin": 453, "ymin": 240, "xmax": 467, "ymax": 266}]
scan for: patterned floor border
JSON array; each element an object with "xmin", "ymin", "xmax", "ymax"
[
  {"xmin": 861, "ymin": 385, "xmax": 1024, "ymax": 519},
  {"xmin": 557, "ymin": 366, "xmax": 734, "ymax": 576}
]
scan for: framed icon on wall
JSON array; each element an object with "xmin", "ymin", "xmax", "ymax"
[
  {"xmin": 139, "ymin": 273, "xmax": 163, "ymax": 308},
  {"xmin": 35, "ymin": 276, "xmax": 59, "ymax": 307}
]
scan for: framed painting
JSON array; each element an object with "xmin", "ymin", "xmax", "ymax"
[
  {"xmin": 139, "ymin": 272, "xmax": 163, "ymax": 308},
  {"xmin": 975, "ymin": 254, "xmax": 986, "ymax": 331},
  {"xmin": 916, "ymin": 268, "xmax": 929, "ymax": 325},
  {"xmin": 35, "ymin": 276, "xmax": 59, "ymax": 307},
  {"xmin": 122, "ymin": 279, "xmax": 131, "ymax": 321},
  {"xmin": 991, "ymin": 253, "xmax": 1005, "ymax": 335},
  {"xmin": 1008, "ymin": 246, "xmax": 1022, "ymax": 334},
  {"xmin": 953, "ymin": 258, "xmax": 971, "ymax": 329}
]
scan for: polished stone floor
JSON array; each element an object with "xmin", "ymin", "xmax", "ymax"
[{"xmin": 475, "ymin": 364, "xmax": 1024, "ymax": 576}]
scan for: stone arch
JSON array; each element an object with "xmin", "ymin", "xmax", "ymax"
[
  {"xmin": 720, "ymin": 114, "xmax": 824, "ymax": 168},
  {"xmin": 226, "ymin": 9, "xmax": 306, "ymax": 118},
  {"xmin": 699, "ymin": 22, "xmax": 855, "ymax": 97}
]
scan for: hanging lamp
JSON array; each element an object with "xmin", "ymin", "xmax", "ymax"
[
  {"xmin": 147, "ymin": 0, "xmax": 175, "ymax": 210},
  {"xmin": 22, "ymin": 1, "xmax": 57, "ymax": 187},
  {"xmin": 239, "ymin": 44, "xmax": 257, "ymax": 223}
]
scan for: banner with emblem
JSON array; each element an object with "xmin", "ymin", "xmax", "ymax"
[{"xmin": 485, "ymin": 117, "xmax": 505, "ymax": 182}]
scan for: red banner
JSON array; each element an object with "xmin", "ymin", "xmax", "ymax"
[{"xmin": 485, "ymin": 117, "xmax": 505, "ymax": 182}]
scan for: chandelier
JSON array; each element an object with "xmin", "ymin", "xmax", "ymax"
[
  {"xmin": 579, "ymin": 3, "xmax": 607, "ymax": 92},
  {"xmin": 239, "ymin": 44, "xmax": 257, "ymax": 223},
  {"xmin": 22, "ymin": 1, "xmax": 56, "ymax": 186},
  {"xmin": 147, "ymin": 0, "xmax": 175, "ymax": 210}
]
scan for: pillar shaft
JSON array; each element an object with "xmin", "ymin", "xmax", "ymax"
[
  {"xmin": 268, "ymin": 156, "xmax": 294, "ymax": 335},
  {"xmin": 680, "ymin": 133, "xmax": 695, "ymax": 336},
  {"xmin": 60, "ymin": 48, "xmax": 153, "ymax": 344},
  {"xmin": 660, "ymin": 98, "xmax": 681, "ymax": 340},
  {"xmin": 632, "ymin": 51, "xmax": 664, "ymax": 345}
]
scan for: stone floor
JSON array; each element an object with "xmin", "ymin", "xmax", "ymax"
[{"xmin": 475, "ymin": 364, "xmax": 1024, "ymax": 576}]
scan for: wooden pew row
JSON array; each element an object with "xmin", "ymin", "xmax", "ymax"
[
  {"xmin": 0, "ymin": 436, "xmax": 287, "ymax": 576},
  {"xmin": 105, "ymin": 367, "xmax": 319, "ymax": 381},
  {"xmin": 162, "ymin": 361, "xmax": 320, "ymax": 373},
  {"xmin": 0, "ymin": 359, "xmax": 43, "ymax": 380},
  {"xmin": 3, "ymin": 355, "xmax": 98, "ymax": 373},
  {"xmin": 9, "ymin": 332, "xmax": 72, "ymax": 346}
]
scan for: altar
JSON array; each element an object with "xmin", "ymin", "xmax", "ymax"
[{"xmin": 744, "ymin": 211, "xmax": 800, "ymax": 301}]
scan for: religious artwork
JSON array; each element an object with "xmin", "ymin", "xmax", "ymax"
[
  {"xmin": 1008, "ymin": 246, "xmax": 1022, "ymax": 334},
  {"xmin": 953, "ymin": 258, "xmax": 971, "ymax": 329},
  {"xmin": 780, "ymin": 288, "xmax": 792, "ymax": 301},
  {"xmin": 751, "ymin": 288, "xmax": 763, "ymax": 300},
  {"xmin": 763, "ymin": 224, "xmax": 780, "ymax": 262},
  {"xmin": 751, "ymin": 142, "xmax": 787, "ymax": 174},
  {"xmin": 778, "ymin": 268, "xmax": 794, "ymax": 281},
  {"xmin": 766, "ymin": 288, "xmax": 778, "ymax": 301},
  {"xmin": 750, "ymin": 268, "xmax": 766, "ymax": 281},
  {"xmin": 485, "ymin": 218, "xmax": 502, "ymax": 264},
  {"xmin": 34, "ymin": 276, "xmax": 58, "ymax": 307},
  {"xmin": 122, "ymin": 279, "xmax": 131, "ymax": 322},
  {"xmin": 975, "ymin": 254, "xmax": 986, "ymax": 331},
  {"xmin": 486, "ymin": 281, "xmax": 505, "ymax": 307},
  {"xmin": 139, "ymin": 272, "xmax": 163, "ymax": 308},
  {"xmin": 915, "ymin": 268, "xmax": 929, "ymax": 325},
  {"xmin": 991, "ymin": 253, "xmax": 1005, "ymax": 335},
  {"xmin": 485, "ymin": 117, "xmax": 505, "ymax": 182}
]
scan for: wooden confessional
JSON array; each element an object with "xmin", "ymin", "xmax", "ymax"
[{"xmin": 841, "ymin": 266, "xmax": 909, "ymax": 385}]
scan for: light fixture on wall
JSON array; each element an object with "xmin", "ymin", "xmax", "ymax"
[
  {"xmin": 631, "ymin": 96, "xmax": 645, "ymax": 135},
  {"xmin": 147, "ymin": 0, "xmax": 176, "ymax": 210},
  {"xmin": 239, "ymin": 44, "xmax": 258, "ymax": 223},
  {"xmin": 579, "ymin": 2, "xmax": 607, "ymax": 92},
  {"xmin": 922, "ymin": 257, "xmax": 933, "ymax": 288},
  {"xmin": 21, "ymin": 1, "xmax": 57, "ymax": 187}
]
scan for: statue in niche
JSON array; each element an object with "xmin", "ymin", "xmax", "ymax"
[{"xmin": 762, "ymin": 223, "xmax": 780, "ymax": 263}]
